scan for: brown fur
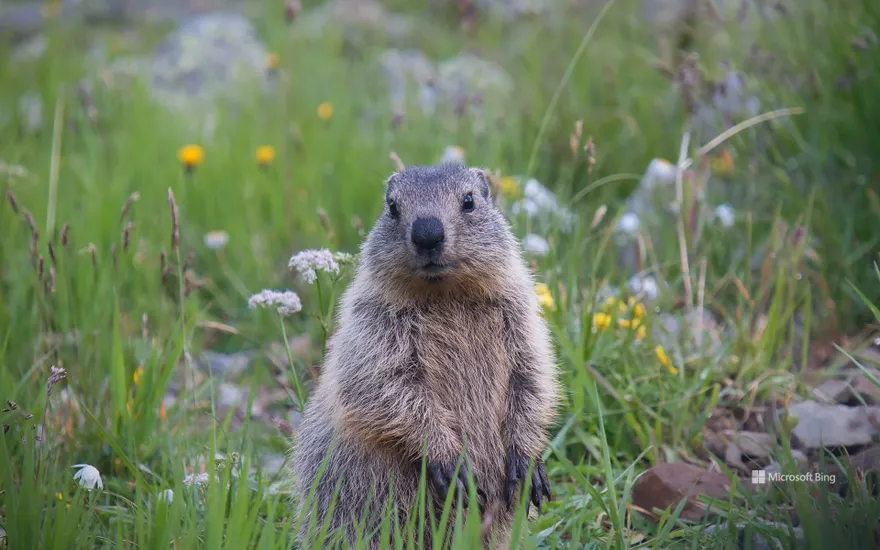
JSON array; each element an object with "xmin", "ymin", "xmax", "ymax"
[{"xmin": 288, "ymin": 163, "xmax": 560, "ymax": 549}]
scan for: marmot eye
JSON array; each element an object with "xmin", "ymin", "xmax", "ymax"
[
  {"xmin": 388, "ymin": 199, "xmax": 400, "ymax": 219},
  {"xmin": 462, "ymin": 193, "xmax": 475, "ymax": 213}
]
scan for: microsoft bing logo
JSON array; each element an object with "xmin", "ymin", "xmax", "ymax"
[{"xmin": 751, "ymin": 470, "xmax": 766, "ymax": 485}]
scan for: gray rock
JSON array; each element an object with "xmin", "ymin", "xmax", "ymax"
[
  {"xmin": 704, "ymin": 522, "xmax": 803, "ymax": 550},
  {"xmin": 763, "ymin": 450, "xmax": 808, "ymax": 478},
  {"xmin": 788, "ymin": 400, "xmax": 880, "ymax": 449},
  {"xmin": 216, "ymin": 382, "xmax": 244, "ymax": 411},
  {"xmin": 97, "ymin": 11, "xmax": 272, "ymax": 123},
  {"xmin": 721, "ymin": 430, "xmax": 776, "ymax": 458},
  {"xmin": 295, "ymin": 0, "xmax": 416, "ymax": 44},
  {"xmin": 198, "ymin": 350, "xmax": 253, "ymax": 379},
  {"xmin": 379, "ymin": 48, "xmax": 514, "ymax": 130}
]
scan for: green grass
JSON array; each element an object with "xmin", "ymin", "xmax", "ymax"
[{"xmin": 1, "ymin": 0, "xmax": 879, "ymax": 547}]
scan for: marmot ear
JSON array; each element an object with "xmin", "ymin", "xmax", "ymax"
[
  {"xmin": 384, "ymin": 171, "xmax": 400, "ymax": 188},
  {"xmin": 468, "ymin": 167, "xmax": 493, "ymax": 202}
]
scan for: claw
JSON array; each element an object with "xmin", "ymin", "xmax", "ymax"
[
  {"xmin": 427, "ymin": 458, "xmax": 482, "ymax": 510},
  {"xmin": 505, "ymin": 449, "xmax": 552, "ymax": 515}
]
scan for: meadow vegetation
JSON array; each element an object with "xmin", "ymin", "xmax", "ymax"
[{"xmin": 1, "ymin": 0, "xmax": 879, "ymax": 547}]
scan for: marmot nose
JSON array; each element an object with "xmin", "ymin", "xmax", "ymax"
[{"xmin": 411, "ymin": 217, "xmax": 445, "ymax": 254}]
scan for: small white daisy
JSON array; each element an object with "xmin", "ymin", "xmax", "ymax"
[
  {"xmin": 616, "ymin": 212, "xmax": 641, "ymax": 234},
  {"xmin": 203, "ymin": 230, "xmax": 229, "ymax": 250},
  {"xmin": 72, "ymin": 464, "xmax": 103, "ymax": 491},
  {"xmin": 627, "ymin": 275, "xmax": 659, "ymax": 301},
  {"xmin": 522, "ymin": 234, "xmax": 550, "ymax": 257},
  {"xmin": 441, "ymin": 145, "xmax": 465, "ymax": 164},
  {"xmin": 714, "ymin": 204, "xmax": 735, "ymax": 228}
]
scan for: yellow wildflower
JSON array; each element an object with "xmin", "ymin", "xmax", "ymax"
[
  {"xmin": 635, "ymin": 325, "xmax": 646, "ymax": 341},
  {"xmin": 177, "ymin": 144, "xmax": 204, "ymax": 172},
  {"xmin": 655, "ymin": 345, "xmax": 677, "ymax": 374},
  {"xmin": 618, "ymin": 318, "xmax": 631, "ymax": 329},
  {"xmin": 593, "ymin": 312, "xmax": 611, "ymax": 331},
  {"xmin": 498, "ymin": 176, "xmax": 521, "ymax": 200},
  {"xmin": 266, "ymin": 53, "xmax": 280, "ymax": 71},
  {"xmin": 133, "ymin": 367, "xmax": 144, "ymax": 386},
  {"xmin": 317, "ymin": 102, "xmax": 334, "ymax": 120},
  {"xmin": 256, "ymin": 145, "xmax": 276, "ymax": 166},
  {"xmin": 602, "ymin": 296, "xmax": 617, "ymax": 311},
  {"xmin": 710, "ymin": 148, "xmax": 734, "ymax": 176},
  {"xmin": 535, "ymin": 283, "xmax": 554, "ymax": 310},
  {"xmin": 56, "ymin": 492, "xmax": 63, "ymax": 501},
  {"xmin": 633, "ymin": 302, "xmax": 647, "ymax": 319}
]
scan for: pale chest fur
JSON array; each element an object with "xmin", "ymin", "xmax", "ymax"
[{"xmin": 411, "ymin": 302, "xmax": 511, "ymax": 434}]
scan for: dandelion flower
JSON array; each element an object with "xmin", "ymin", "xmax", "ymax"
[
  {"xmin": 177, "ymin": 144, "xmax": 204, "ymax": 172},
  {"xmin": 633, "ymin": 302, "xmax": 647, "ymax": 319},
  {"xmin": 635, "ymin": 325, "xmax": 646, "ymax": 341},
  {"xmin": 535, "ymin": 283, "xmax": 554, "ymax": 310},
  {"xmin": 593, "ymin": 312, "xmax": 611, "ymax": 332},
  {"xmin": 158, "ymin": 489, "xmax": 174, "ymax": 504},
  {"xmin": 522, "ymin": 234, "xmax": 550, "ymax": 257},
  {"xmin": 618, "ymin": 318, "xmax": 632, "ymax": 329},
  {"xmin": 72, "ymin": 464, "xmax": 103, "ymax": 491},
  {"xmin": 498, "ymin": 176, "xmax": 522, "ymax": 200},
  {"xmin": 655, "ymin": 345, "xmax": 677, "ymax": 374},
  {"xmin": 289, "ymin": 249, "xmax": 342, "ymax": 284},
  {"xmin": 203, "ymin": 230, "xmax": 229, "ymax": 250},
  {"xmin": 317, "ymin": 102, "xmax": 334, "ymax": 120},
  {"xmin": 248, "ymin": 290, "xmax": 303, "ymax": 317},
  {"xmin": 255, "ymin": 146, "xmax": 276, "ymax": 167},
  {"xmin": 265, "ymin": 53, "xmax": 280, "ymax": 72}
]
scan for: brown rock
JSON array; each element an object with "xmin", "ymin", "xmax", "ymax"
[{"xmin": 632, "ymin": 462, "xmax": 740, "ymax": 522}]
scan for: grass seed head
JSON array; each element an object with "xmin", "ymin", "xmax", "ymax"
[
  {"xmin": 167, "ymin": 188, "xmax": 179, "ymax": 250},
  {"xmin": 5, "ymin": 189, "xmax": 19, "ymax": 213},
  {"xmin": 122, "ymin": 222, "xmax": 134, "ymax": 252},
  {"xmin": 60, "ymin": 223, "xmax": 69, "ymax": 248},
  {"xmin": 120, "ymin": 192, "xmax": 140, "ymax": 222}
]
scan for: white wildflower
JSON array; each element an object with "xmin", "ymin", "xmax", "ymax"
[
  {"xmin": 522, "ymin": 178, "xmax": 559, "ymax": 210},
  {"xmin": 203, "ymin": 230, "xmax": 229, "ymax": 250},
  {"xmin": 627, "ymin": 275, "xmax": 659, "ymax": 302},
  {"xmin": 248, "ymin": 289, "xmax": 303, "ymax": 317},
  {"xmin": 289, "ymin": 249, "xmax": 341, "ymax": 284},
  {"xmin": 616, "ymin": 212, "xmax": 640, "ymax": 234},
  {"xmin": 640, "ymin": 158, "xmax": 677, "ymax": 189},
  {"xmin": 441, "ymin": 145, "xmax": 465, "ymax": 164},
  {"xmin": 72, "ymin": 464, "xmax": 103, "ymax": 491},
  {"xmin": 714, "ymin": 204, "xmax": 735, "ymax": 228},
  {"xmin": 510, "ymin": 198, "xmax": 540, "ymax": 218},
  {"xmin": 158, "ymin": 489, "xmax": 174, "ymax": 503},
  {"xmin": 522, "ymin": 234, "xmax": 550, "ymax": 257},
  {"xmin": 183, "ymin": 472, "xmax": 211, "ymax": 487}
]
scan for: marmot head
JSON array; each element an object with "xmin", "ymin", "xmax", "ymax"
[{"xmin": 360, "ymin": 163, "xmax": 522, "ymax": 296}]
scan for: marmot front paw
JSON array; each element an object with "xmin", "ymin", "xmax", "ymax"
[
  {"xmin": 427, "ymin": 459, "xmax": 485, "ymax": 509},
  {"xmin": 505, "ymin": 449, "xmax": 551, "ymax": 513}
]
